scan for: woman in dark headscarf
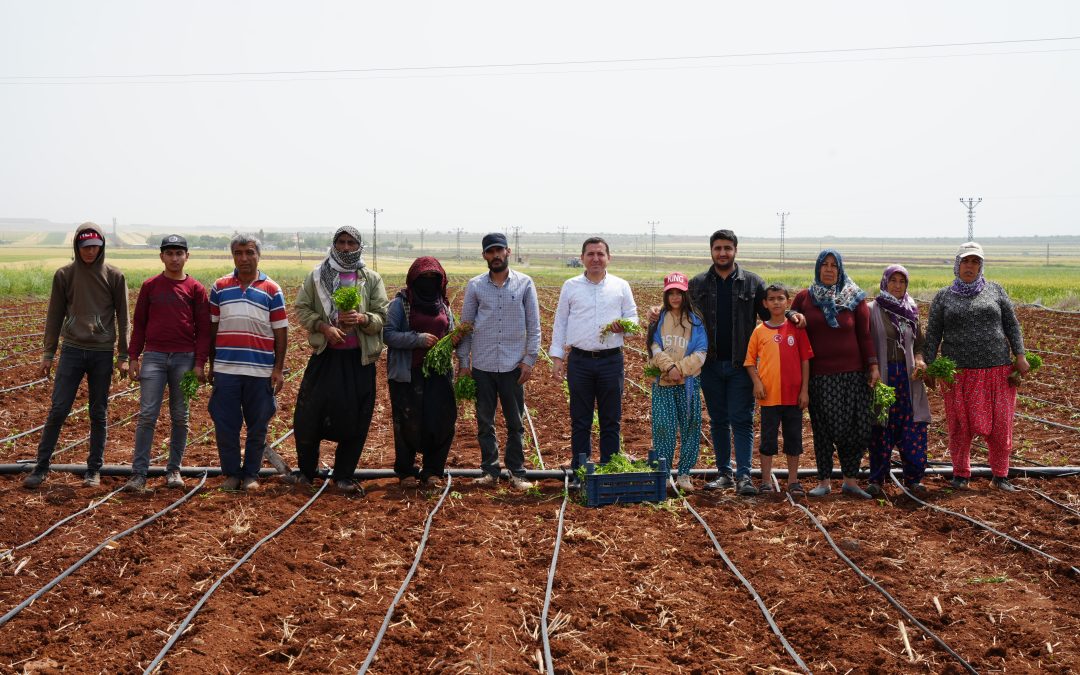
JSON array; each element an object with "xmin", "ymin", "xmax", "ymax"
[
  {"xmin": 924, "ymin": 242, "xmax": 1027, "ymax": 492},
  {"xmin": 791, "ymin": 249, "xmax": 879, "ymax": 498},
  {"xmin": 384, "ymin": 256, "xmax": 458, "ymax": 489},
  {"xmin": 867, "ymin": 264, "xmax": 930, "ymax": 496},
  {"xmin": 292, "ymin": 226, "xmax": 388, "ymax": 492}
]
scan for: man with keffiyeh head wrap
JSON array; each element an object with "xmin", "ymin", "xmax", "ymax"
[
  {"xmin": 291, "ymin": 226, "xmax": 388, "ymax": 493},
  {"xmin": 867, "ymin": 264, "xmax": 930, "ymax": 496}
]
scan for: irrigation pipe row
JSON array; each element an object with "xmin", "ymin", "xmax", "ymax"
[
  {"xmin": 1015, "ymin": 412, "xmax": 1080, "ymax": 433},
  {"xmin": 539, "ymin": 474, "xmax": 569, "ymax": 675},
  {"xmin": 357, "ymin": 473, "xmax": 454, "ymax": 675},
  {"xmin": 1019, "ymin": 393, "xmax": 1080, "ymax": 414},
  {"xmin": 0, "ymin": 386, "xmax": 138, "ymax": 445},
  {"xmin": 0, "ymin": 472, "xmax": 208, "ymax": 629},
  {"xmin": 143, "ymin": 474, "xmax": 331, "ymax": 675},
  {"xmin": 888, "ymin": 473, "xmax": 1080, "ymax": 576},
  {"xmin": 523, "ymin": 400, "xmax": 544, "ymax": 470},
  {"xmin": 0, "ymin": 377, "xmax": 47, "ymax": 394},
  {"xmin": 777, "ymin": 476, "xmax": 979, "ymax": 674},
  {"xmin": 673, "ymin": 477, "xmax": 810, "ymax": 674},
  {"xmin": 0, "ymin": 486, "xmax": 125, "ymax": 559},
  {"xmin": 0, "ymin": 347, "xmax": 45, "ymax": 373},
  {"xmin": 1018, "ymin": 485, "xmax": 1080, "ymax": 518}
]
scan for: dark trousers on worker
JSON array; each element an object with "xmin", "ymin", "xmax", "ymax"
[
  {"xmin": 209, "ymin": 372, "xmax": 276, "ymax": 479},
  {"xmin": 567, "ymin": 349, "xmax": 624, "ymax": 470},
  {"xmin": 700, "ymin": 359, "xmax": 756, "ymax": 480},
  {"xmin": 293, "ymin": 350, "xmax": 377, "ymax": 482},
  {"xmin": 34, "ymin": 345, "xmax": 114, "ymax": 475},
  {"xmin": 390, "ymin": 368, "xmax": 456, "ymax": 481},
  {"xmin": 475, "ymin": 367, "xmax": 527, "ymax": 478}
]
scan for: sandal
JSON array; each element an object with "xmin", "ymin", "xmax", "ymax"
[{"xmin": 787, "ymin": 482, "xmax": 806, "ymax": 497}]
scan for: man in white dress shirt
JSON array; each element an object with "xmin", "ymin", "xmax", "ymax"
[{"xmin": 550, "ymin": 238, "xmax": 638, "ymax": 479}]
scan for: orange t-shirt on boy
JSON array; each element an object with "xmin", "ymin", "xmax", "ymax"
[{"xmin": 744, "ymin": 321, "xmax": 814, "ymax": 407}]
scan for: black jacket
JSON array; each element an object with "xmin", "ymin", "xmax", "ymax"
[{"xmin": 688, "ymin": 263, "xmax": 769, "ymax": 365}]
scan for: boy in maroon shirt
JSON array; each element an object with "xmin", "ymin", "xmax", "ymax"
[{"xmin": 124, "ymin": 235, "xmax": 211, "ymax": 491}]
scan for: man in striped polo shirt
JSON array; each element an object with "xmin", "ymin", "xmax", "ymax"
[{"xmin": 208, "ymin": 234, "xmax": 289, "ymax": 491}]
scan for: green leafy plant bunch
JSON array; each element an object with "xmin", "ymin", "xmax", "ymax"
[
  {"xmin": 599, "ymin": 319, "xmax": 641, "ymax": 344},
  {"xmin": 422, "ymin": 322, "xmax": 474, "ymax": 377},
  {"xmin": 871, "ymin": 381, "xmax": 896, "ymax": 425},
  {"xmin": 1008, "ymin": 352, "xmax": 1043, "ymax": 386},
  {"xmin": 180, "ymin": 371, "xmax": 200, "ymax": 405}
]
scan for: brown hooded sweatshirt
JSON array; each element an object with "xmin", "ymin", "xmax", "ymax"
[{"xmin": 42, "ymin": 222, "xmax": 129, "ymax": 361}]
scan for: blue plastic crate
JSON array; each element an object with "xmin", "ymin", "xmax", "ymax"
[{"xmin": 579, "ymin": 453, "xmax": 669, "ymax": 507}]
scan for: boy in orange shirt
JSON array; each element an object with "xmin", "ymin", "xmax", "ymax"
[{"xmin": 744, "ymin": 284, "xmax": 813, "ymax": 495}]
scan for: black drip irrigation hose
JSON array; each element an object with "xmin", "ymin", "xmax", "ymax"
[
  {"xmin": 1019, "ymin": 303, "xmax": 1080, "ymax": 316},
  {"xmin": 540, "ymin": 474, "xmax": 569, "ymax": 675},
  {"xmin": 357, "ymin": 473, "xmax": 454, "ymax": 675},
  {"xmin": 0, "ymin": 377, "xmax": 47, "ymax": 395},
  {"xmin": 1019, "ymin": 394, "xmax": 1080, "ymax": 414},
  {"xmin": 523, "ymin": 397, "xmax": 544, "ymax": 470},
  {"xmin": 1015, "ymin": 413, "xmax": 1080, "ymax": 433},
  {"xmin": 0, "ymin": 486, "xmax": 125, "ymax": 559},
  {"xmin": 29, "ymin": 410, "xmax": 140, "ymax": 463},
  {"xmin": 142, "ymin": 474, "xmax": 330, "ymax": 675},
  {"xmin": 0, "ymin": 386, "xmax": 138, "ymax": 445},
  {"xmin": 775, "ymin": 475, "xmax": 979, "ymax": 674},
  {"xmin": 888, "ymin": 473, "xmax": 1080, "ymax": 577},
  {"xmin": 1026, "ymin": 347, "xmax": 1080, "ymax": 359},
  {"xmin": 0, "ymin": 472, "xmax": 208, "ymax": 629},
  {"xmin": 674, "ymin": 477, "xmax": 810, "ymax": 674},
  {"xmin": 0, "ymin": 345, "xmax": 44, "ymax": 366},
  {"xmin": 1019, "ymin": 485, "xmax": 1080, "ymax": 518}
]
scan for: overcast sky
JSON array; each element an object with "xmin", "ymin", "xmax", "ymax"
[{"xmin": 1, "ymin": 2, "xmax": 1078, "ymax": 238}]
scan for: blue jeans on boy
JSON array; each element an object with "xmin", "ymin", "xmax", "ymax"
[
  {"xmin": 209, "ymin": 372, "xmax": 276, "ymax": 479},
  {"xmin": 131, "ymin": 351, "xmax": 194, "ymax": 477},
  {"xmin": 34, "ymin": 345, "xmax": 114, "ymax": 474},
  {"xmin": 699, "ymin": 359, "xmax": 755, "ymax": 479}
]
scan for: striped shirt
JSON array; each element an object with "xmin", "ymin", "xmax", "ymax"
[
  {"xmin": 456, "ymin": 269, "xmax": 541, "ymax": 372},
  {"xmin": 744, "ymin": 321, "xmax": 813, "ymax": 406},
  {"xmin": 209, "ymin": 271, "xmax": 288, "ymax": 377},
  {"xmin": 549, "ymin": 272, "xmax": 637, "ymax": 359}
]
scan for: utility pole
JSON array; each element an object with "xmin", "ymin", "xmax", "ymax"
[
  {"xmin": 511, "ymin": 226, "xmax": 522, "ymax": 263},
  {"xmin": 366, "ymin": 208, "xmax": 383, "ymax": 270},
  {"xmin": 648, "ymin": 221, "xmax": 659, "ymax": 270},
  {"xmin": 295, "ymin": 232, "xmax": 303, "ymax": 265},
  {"xmin": 777, "ymin": 211, "xmax": 789, "ymax": 271},
  {"xmin": 959, "ymin": 197, "xmax": 981, "ymax": 241},
  {"xmin": 418, "ymin": 228, "xmax": 427, "ymax": 255},
  {"xmin": 455, "ymin": 228, "xmax": 464, "ymax": 260},
  {"xmin": 557, "ymin": 225, "xmax": 567, "ymax": 258}
]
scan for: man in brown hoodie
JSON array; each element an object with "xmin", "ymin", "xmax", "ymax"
[{"xmin": 24, "ymin": 223, "xmax": 129, "ymax": 489}]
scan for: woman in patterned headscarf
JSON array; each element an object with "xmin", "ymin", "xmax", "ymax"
[
  {"xmin": 291, "ymin": 226, "xmax": 388, "ymax": 493},
  {"xmin": 924, "ymin": 242, "xmax": 1028, "ymax": 493},
  {"xmin": 867, "ymin": 264, "xmax": 930, "ymax": 496},
  {"xmin": 792, "ymin": 249, "xmax": 879, "ymax": 498},
  {"xmin": 384, "ymin": 256, "xmax": 459, "ymax": 489}
]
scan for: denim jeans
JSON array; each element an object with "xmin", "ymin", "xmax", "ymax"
[
  {"xmin": 567, "ymin": 350, "xmax": 624, "ymax": 470},
  {"xmin": 699, "ymin": 359, "xmax": 756, "ymax": 479},
  {"xmin": 208, "ymin": 372, "xmax": 277, "ymax": 479},
  {"xmin": 34, "ymin": 345, "xmax": 114, "ymax": 474},
  {"xmin": 131, "ymin": 351, "xmax": 194, "ymax": 476},
  {"xmin": 474, "ymin": 368, "xmax": 527, "ymax": 478}
]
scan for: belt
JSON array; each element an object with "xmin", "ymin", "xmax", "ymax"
[{"xmin": 570, "ymin": 346, "xmax": 622, "ymax": 359}]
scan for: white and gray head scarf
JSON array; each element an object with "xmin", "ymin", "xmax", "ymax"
[{"xmin": 320, "ymin": 225, "xmax": 366, "ymax": 297}]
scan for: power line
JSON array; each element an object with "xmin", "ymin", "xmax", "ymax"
[
  {"xmin": 366, "ymin": 208, "xmax": 382, "ymax": 271},
  {"xmin": 777, "ymin": 211, "xmax": 789, "ymax": 271},
  {"xmin": 4, "ymin": 36, "xmax": 1077, "ymax": 81},
  {"xmin": 959, "ymin": 197, "xmax": 982, "ymax": 241}
]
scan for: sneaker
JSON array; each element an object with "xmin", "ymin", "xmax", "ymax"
[
  {"xmin": 23, "ymin": 471, "xmax": 47, "ymax": 489},
  {"xmin": 335, "ymin": 479, "xmax": 364, "ymax": 495},
  {"xmin": 473, "ymin": 474, "xmax": 498, "ymax": 486},
  {"xmin": 841, "ymin": 483, "xmax": 873, "ymax": 499},
  {"xmin": 509, "ymin": 475, "xmax": 534, "ymax": 491},
  {"xmin": 990, "ymin": 476, "xmax": 1017, "ymax": 493},
  {"xmin": 123, "ymin": 474, "xmax": 148, "ymax": 493},
  {"xmin": 676, "ymin": 475, "xmax": 694, "ymax": 492},
  {"xmin": 866, "ymin": 483, "xmax": 885, "ymax": 498},
  {"xmin": 83, "ymin": 471, "xmax": 101, "ymax": 488},
  {"xmin": 241, "ymin": 477, "xmax": 260, "ymax": 492},
  {"xmin": 737, "ymin": 477, "xmax": 759, "ymax": 496},
  {"xmin": 165, "ymin": 470, "xmax": 185, "ymax": 489},
  {"xmin": 398, "ymin": 476, "xmax": 420, "ymax": 489},
  {"xmin": 758, "ymin": 481, "xmax": 776, "ymax": 493},
  {"xmin": 906, "ymin": 482, "xmax": 929, "ymax": 496},
  {"xmin": 264, "ymin": 445, "xmax": 291, "ymax": 475},
  {"xmin": 221, "ymin": 476, "xmax": 242, "ymax": 491},
  {"xmin": 568, "ymin": 476, "xmax": 582, "ymax": 491},
  {"xmin": 704, "ymin": 475, "xmax": 735, "ymax": 491},
  {"xmin": 808, "ymin": 483, "xmax": 832, "ymax": 497},
  {"xmin": 949, "ymin": 477, "xmax": 970, "ymax": 490}
]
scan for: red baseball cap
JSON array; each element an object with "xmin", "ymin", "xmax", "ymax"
[{"xmin": 662, "ymin": 272, "xmax": 688, "ymax": 292}]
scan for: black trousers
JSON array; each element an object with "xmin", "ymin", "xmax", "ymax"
[
  {"xmin": 292, "ymin": 349, "xmax": 376, "ymax": 481},
  {"xmin": 390, "ymin": 368, "xmax": 456, "ymax": 480}
]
